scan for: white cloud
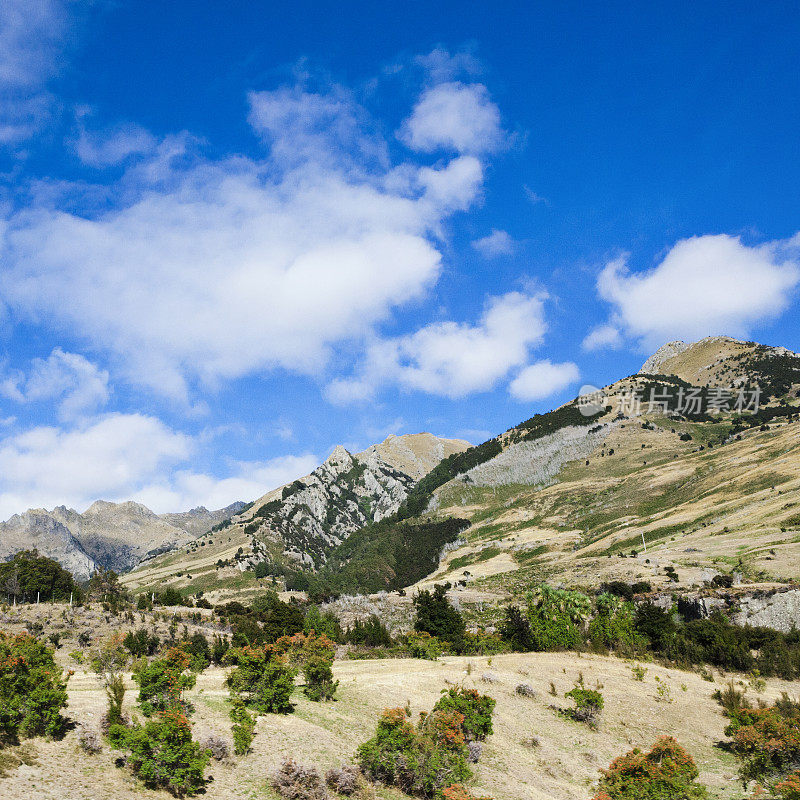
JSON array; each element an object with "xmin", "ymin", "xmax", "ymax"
[
  {"xmin": 0, "ymin": 411, "xmax": 319, "ymax": 518},
  {"xmin": 73, "ymin": 122, "xmax": 157, "ymax": 167},
  {"xmin": 133, "ymin": 454, "xmax": 319, "ymax": 513},
  {"xmin": 0, "ymin": 413, "xmax": 192, "ymax": 518},
  {"xmin": 399, "ymin": 82, "xmax": 503, "ymax": 155},
  {"xmin": 0, "ymin": 348, "xmax": 110, "ymax": 421},
  {"xmin": 597, "ymin": 234, "xmax": 800, "ymax": 349},
  {"xmin": 0, "ymin": 79, "xmax": 502, "ymax": 401},
  {"xmin": 472, "ymin": 229, "xmax": 515, "ymax": 257},
  {"xmin": 415, "ymin": 48, "xmax": 483, "ymax": 83},
  {"xmin": 0, "ymin": 0, "xmax": 68, "ymax": 144},
  {"xmin": 582, "ymin": 323, "xmax": 623, "ymax": 352},
  {"xmin": 326, "ymin": 291, "xmax": 549, "ymax": 402},
  {"xmin": 508, "ymin": 360, "xmax": 580, "ymax": 402}
]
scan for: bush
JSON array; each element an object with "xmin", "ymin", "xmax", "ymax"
[
  {"xmin": 524, "ymin": 585, "xmax": 590, "ymax": 652},
  {"xmin": 226, "ymin": 645, "xmax": 297, "ymax": 714},
  {"xmin": 589, "ymin": 594, "xmax": 640, "ymax": 651},
  {"xmin": 229, "ymin": 698, "xmax": 255, "ymax": 755},
  {"xmin": 441, "ymin": 785, "xmax": 493, "ymax": 800},
  {"xmin": 123, "ymin": 628, "xmax": 160, "ymax": 657},
  {"xmin": 0, "ymin": 632, "xmax": 69, "ymax": 742},
  {"xmin": 726, "ymin": 695, "xmax": 800, "ymax": 792},
  {"xmin": 407, "ymin": 631, "xmax": 444, "ymax": 660},
  {"xmin": 591, "ymin": 736, "xmax": 706, "ymax": 800},
  {"xmin": 433, "ymin": 687, "xmax": 496, "ymax": 741},
  {"xmin": 134, "ymin": 648, "xmax": 196, "ymax": 716},
  {"xmin": 325, "ymin": 765, "xmax": 361, "ymax": 795},
  {"xmin": 271, "ymin": 759, "xmax": 328, "ymax": 800},
  {"xmin": 357, "ymin": 707, "xmax": 472, "ymax": 798},
  {"xmin": 565, "ymin": 682, "xmax": 604, "ymax": 727},
  {"xmin": 303, "ymin": 656, "xmax": 338, "ymax": 701},
  {"xmin": 109, "ymin": 710, "xmax": 209, "ymax": 796},
  {"xmin": 515, "ymin": 683, "xmax": 536, "ymax": 698}
]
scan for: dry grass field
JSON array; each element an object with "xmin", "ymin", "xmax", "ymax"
[{"xmin": 0, "ymin": 644, "xmax": 791, "ymax": 800}]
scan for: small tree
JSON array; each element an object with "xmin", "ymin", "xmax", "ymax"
[
  {"xmin": 90, "ymin": 633, "xmax": 130, "ymax": 729},
  {"xmin": 226, "ymin": 644, "xmax": 296, "ymax": 714},
  {"xmin": 413, "ymin": 584, "xmax": 465, "ymax": 653},
  {"xmin": 0, "ymin": 632, "xmax": 69, "ymax": 742},
  {"xmin": 109, "ymin": 709, "xmax": 209, "ymax": 796},
  {"xmin": 134, "ymin": 647, "xmax": 196, "ymax": 716},
  {"xmin": 303, "ymin": 657, "xmax": 338, "ymax": 701}
]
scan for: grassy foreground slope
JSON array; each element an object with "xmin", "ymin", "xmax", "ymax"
[{"xmin": 3, "ymin": 647, "xmax": 794, "ymax": 800}]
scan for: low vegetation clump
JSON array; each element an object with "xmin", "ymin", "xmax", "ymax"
[
  {"xmin": 723, "ymin": 693, "xmax": 800, "ymax": 796},
  {"xmin": 325, "ymin": 765, "xmax": 361, "ymax": 795},
  {"xmin": 591, "ymin": 736, "xmax": 707, "ymax": 800},
  {"xmin": 564, "ymin": 680, "xmax": 604, "ymax": 727},
  {"xmin": 406, "ymin": 631, "xmax": 444, "ymax": 660},
  {"xmin": 0, "ymin": 632, "xmax": 69, "ymax": 742},
  {"xmin": 271, "ymin": 758, "xmax": 328, "ymax": 800},
  {"xmin": 432, "ymin": 687, "xmax": 496, "ymax": 742},
  {"xmin": 357, "ymin": 706, "xmax": 475, "ymax": 798}
]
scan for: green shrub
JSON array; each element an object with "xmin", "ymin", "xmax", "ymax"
[
  {"xmin": 225, "ymin": 645, "xmax": 296, "ymax": 714},
  {"xmin": 123, "ymin": 628, "xmax": 160, "ymax": 657},
  {"xmin": 109, "ymin": 709, "xmax": 209, "ymax": 796},
  {"xmin": 525, "ymin": 585, "xmax": 590, "ymax": 651},
  {"xmin": 357, "ymin": 706, "xmax": 472, "ymax": 798},
  {"xmin": 591, "ymin": 736, "xmax": 706, "ymax": 800},
  {"xmin": 589, "ymin": 594, "xmax": 640, "ymax": 651},
  {"xmin": 406, "ymin": 631, "xmax": 444, "ymax": 660},
  {"xmin": 0, "ymin": 632, "xmax": 69, "ymax": 742},
  {"xmin": 726, "ymin": 695, "xmax": 800, "ymax": 792},
  {"xmin": 133, "ymin": 647, "xmax": 196, "ymax": 716},
  {"xmin": 229, "ymin": 698, "xmax": 255, "ymax": 755},
  {"xmin": 565, "ymin": 682, "xmax": 604, "ymax": 727},
  {"xmin": 432, "ymin": 687, "xmax": 496, "ymax": 742},
  {"xmin": 302, "ymin": 656, "xmax": 338, "ymax": 702}
]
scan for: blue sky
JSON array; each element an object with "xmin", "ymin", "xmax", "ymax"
[{"xmin": 0, "ymin": 0, "xmax": 799, "ymax": 517}]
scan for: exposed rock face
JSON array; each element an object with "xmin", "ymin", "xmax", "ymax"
[
  {"xmin": 237, "ymin": 433, "xmax": 470, "ymax": 567},
  {"xmin": 640, "ymin": 341, "xmax": 691, "ymax": 374},
  {"xmin": 461, "ymin": 424, "xmax": 614, "ymax": 489},
  {"xmin": 0, "ymin": 510, "xmax": 97, "ymax": 582},
  {"xmin": 0, "ymin": 499, "xmax": 245, "ymax": 578}
]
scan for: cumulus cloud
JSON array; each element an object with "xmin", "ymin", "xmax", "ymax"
[
  {"xmin": 596, "ymin": 234, "xmax": 800, "ymax": 349},
  {"xmin": 326, "ymin": 291, "xmax": 549, "ymax": 402},
  {"xmin": 0, "ymin": 411, "xmax": 318, "ymax": 518},
  {"xmin": 582, "ymin": 323, "xmax": 623, "ymax": 352},
  {"xmin": 0, "ymin": 413, "xmax": 191, "ymax": 518},
  {"xmin": 133, "ymin": 453, "xmax": 319, "ymax": 513},
  {"xmin": 0, "ymin": 348, "xmax": 110, "ymax": 421},
  {"xmin": 73, "ymin": 121, "xmax": 158, "ymax": 167},
  {"xmin": 472, "ymin": 228, "xmax": 515, "ymax": 257},
  {"xmin": 399, "ymin": 82, "xmax": 503, "ymax": 155},
  {"xmin": 0, "ymin": 77, "xmax": 503, "ymax": 401},
  {"xmin": 508, "ymin": 359, "xmax": 580, "ymax": 401},
  {"xmin": 0, "ymin": 0, "xmax": 69, "ymax": 144}
]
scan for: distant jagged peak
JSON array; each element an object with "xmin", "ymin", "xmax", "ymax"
[
  {"xmin": 83, "ymin": 499, "xmax": 159, "ymax": 519},
  {"xmin": 356, "ymin": 432, "xmax": 471, "ymax": 480}
]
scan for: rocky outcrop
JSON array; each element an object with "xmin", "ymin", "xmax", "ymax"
[
  {"xmin": 640, "ymin": 341, "xmax": 691, "ymax": 374},
  {"xmin": 237, "ymin": 433, "xmax": 469, "ymax": 568}
]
